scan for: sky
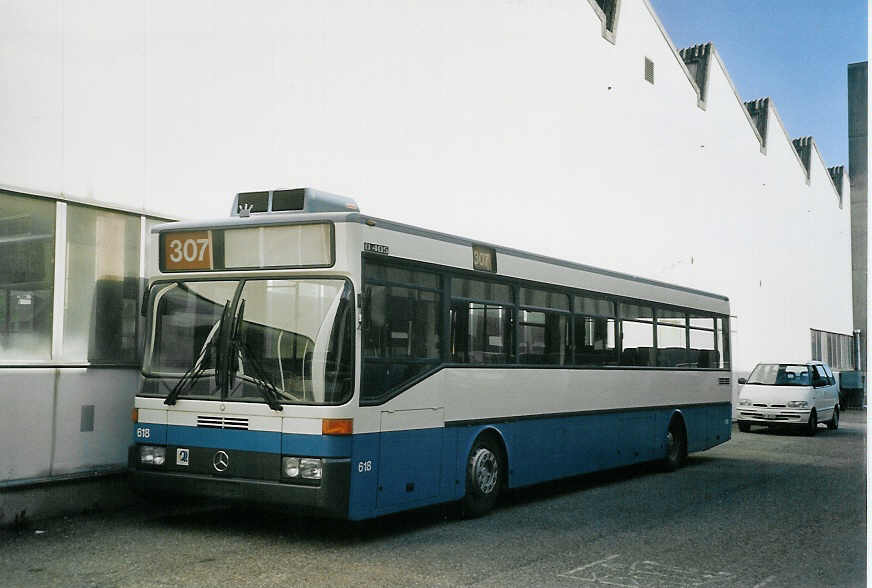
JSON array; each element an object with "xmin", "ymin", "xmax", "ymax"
[{"xmin": 649, "ymin": 0, "xmax": 867, "ymax": 169}]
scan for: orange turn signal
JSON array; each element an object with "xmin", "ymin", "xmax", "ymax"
[
  {"xmin": 322, "ymin": 418, "xmax": 353, "ymax": 436},
  {"xmin": 131, "ymin": 408, "xmax": 139, "ymax": 423}
]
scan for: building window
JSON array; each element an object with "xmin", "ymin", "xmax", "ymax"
[
  {"xmin": 810, "ymin": 328, "xmax": 854, "ymax": 371},
  {"xmin": 592, "ymin": 0, "xmax": 620, "ymax": 35},
  {"xmin": 0, "ymin": 193, "xmax": 55, "ymax": 360},
  {"xmin": 63, "ymin": 205, "xmax": 141, "ymax": 363}
]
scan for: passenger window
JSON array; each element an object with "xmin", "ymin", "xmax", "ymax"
[
  {"xmin": 450, "ymin": 301, "xmax": 514, "ymax": 363},
  {"xmin": 573, "ymin": 295, "xmax": 617, "ymax": 366},
  {"xmin": 519, "ymin": 309, "xmax": 569, "ymax": 365},
  {"xmin": 361, "ymin": 261, "xmax": 442, "ymax": 403},
  {"xmin": 716, "ymin": 317, "xmax": 731, "ymax": 369},
  {"xmin": 619, "ymin": 303, "xmax": 654, "ymax": 366},
  {"xmin": 518, "ymin": 287, "xmax": 569, "ymax": 365},
  {"xmin": 574, "ymin": 316, "xmax": 617, "ymax": 366},
  {"xmin": 688, "ymin": 328, "xmax": 718, "ymax": 368},
  {"xmin": 687, "ymin": 311, "xmax": 718, "ymax": 368}
]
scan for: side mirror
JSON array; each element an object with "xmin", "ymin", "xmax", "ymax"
[{"xmin": 737, "ymin": 377, "xmax": 747, "ymax": 385}]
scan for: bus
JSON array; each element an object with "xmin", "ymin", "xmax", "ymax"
[{"xmin": 129, "ymin": 188, "xmax": 732, "ymax": 520}]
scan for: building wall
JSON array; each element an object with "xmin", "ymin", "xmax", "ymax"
[
  {"xmin": 0, "ymin": 1, "xmax": 854, "ymax": 491},
  {"xmin": 848, "ymin": 62, "xmax": 868, "ymax": 373}
]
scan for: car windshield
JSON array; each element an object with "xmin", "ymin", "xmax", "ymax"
[
  {"xmin": 745, "ymin": 363, "xmax": 811, "ymax": 386},
  {"xmin": 142, "ymin": 278, "xmax": 355, "ymax": 405}
]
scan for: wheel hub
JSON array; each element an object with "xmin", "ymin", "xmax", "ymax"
[{"xmin": 471, "ymin": 448, "xmax": 498, "ymax": 494}]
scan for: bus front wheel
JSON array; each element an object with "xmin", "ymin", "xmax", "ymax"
[{"xmin": 462, "ymin": 437, "xmax": 502, "ymax": 518}]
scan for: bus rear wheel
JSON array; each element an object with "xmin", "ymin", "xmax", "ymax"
[
  {"xmin": 663, "ymin": 419, "xmax": 687, "ymax": 472},
  {"xmin": 462, "ymin": 437, "xmax": 502, "ymax": 518}
]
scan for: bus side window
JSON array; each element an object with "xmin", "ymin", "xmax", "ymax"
[
  {"xmin": 450, "ymin": 301, "xmax": 514, "ymax": 364},
  {"xmin": 619, "ymin": 303, "xmax": 655, "ymax": 367},
  {"xmin": 361, "ymin": 261, "xmax": 442, "ymax": 403},
  {"xmin": 519, "ymin": 287, "xmax": 569, "ymax": 365}
]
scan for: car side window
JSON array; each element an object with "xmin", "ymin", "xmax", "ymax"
[
  {"xmin": 823, "ymin": 364, "xmax": 836, "ymax": 385},
  {"xmin": 812, "ymin": 365, "xmax": 828, "ymax": 387}
]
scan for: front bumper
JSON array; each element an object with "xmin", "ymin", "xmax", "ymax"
[
  {"xmin": 128, "ymin": 447, "xmax": 350, "ymax": 518},
  {"xmin": 737, "ymin": 406, "xmax": 810, "ymax": 425}
]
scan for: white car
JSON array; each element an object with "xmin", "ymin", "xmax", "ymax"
[{"xmin": 736, "ymin": 361, "xmax": 840, "ymax": 435}]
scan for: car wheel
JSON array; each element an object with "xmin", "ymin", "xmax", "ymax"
[
  {"xmin": 462, "ymin": 436, "xmax": 502, "ymax": 518},
  {"xmin": 663, "ymin": 419, "xmax": 687, "ymax": 472},
  {"xmin": 827, "ymin": 406, "xmax": 839, "ymax": 430},
  {"xmin": 738, "ymin": 421, "xmax": 751, "ymax": 433},
  {"xmin": 805, "ymin": 410, "xmax": 817, "ymax": 436}
]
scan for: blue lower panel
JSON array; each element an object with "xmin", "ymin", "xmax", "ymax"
[
  {"xmin": 448, "ymin": 404, "xmax": 732, "ymax": 492},
  {"xmin": 136, "ymin": 404, "xmax": 731, "ymax": 520},
  {"xmin": 167, "ymin": 426, "xmax": 282, "ymax": 453}
]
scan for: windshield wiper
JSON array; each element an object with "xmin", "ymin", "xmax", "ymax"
[
  {"xmin": 229, "ymin": 300, "xmax": 284, "ymax": 412},
  {"xmin": 164, "ymin": 301, "xmax": 229, "ymax": 406}
]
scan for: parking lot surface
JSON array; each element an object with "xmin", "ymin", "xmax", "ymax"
[{"xmin": 0, "ymin": 412, "xmax": 866, "ymax": 587}]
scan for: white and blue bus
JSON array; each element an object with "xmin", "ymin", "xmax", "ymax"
[{"xmin": 130, "ymin": 188, "xmax": 732, "ymax": 520}]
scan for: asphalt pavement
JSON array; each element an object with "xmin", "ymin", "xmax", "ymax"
[{"xmin": 0, "ymin": 411, "xmax": 866, "ymax": 587}]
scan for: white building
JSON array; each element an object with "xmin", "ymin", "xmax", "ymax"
[{"xmin": 0, "ymin": 0, "xmax": 853, "ymax": 519}]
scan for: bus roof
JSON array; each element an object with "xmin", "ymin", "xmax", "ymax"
[{"xmin": 152, "ymin": 211, "xmax": 729, "ymax": 303}]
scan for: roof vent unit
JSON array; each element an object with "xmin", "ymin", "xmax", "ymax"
[{"xmin": 231, "ymin": 188, "xmax": 359, "ymax": 217}]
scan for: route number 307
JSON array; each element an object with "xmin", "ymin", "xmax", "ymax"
[
  {"xmin": 357, "ymin": 460, "xmax": 372, "ymax": 473},
  {"xmin": 168, "ymin": 238, "xmax": 209, "ymax": 264}
]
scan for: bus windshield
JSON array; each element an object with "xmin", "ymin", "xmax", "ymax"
[
  {"xmin": 142, "ymin": 278, "xmax": 355, "ymax": 405},
  {"xmin": 745, "ymin": 364, "xmax": 810, "ymax": 386}
]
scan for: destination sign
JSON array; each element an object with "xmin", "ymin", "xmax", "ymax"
[
  {"xmin": 472, "ymin": 244, "xmax": 497, "ymax": 273},
  {"xmin": 162, "ymin": 231, "xmax": 213, "ymax": 271}
]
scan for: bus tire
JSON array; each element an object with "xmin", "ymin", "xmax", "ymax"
[
  {"xmin": 462, "ymin": 436, "xmax": 502, "ymax": 518},
  {"xmin": 663, "ymin": 418, "xmax": 687, "ymax": 472}
]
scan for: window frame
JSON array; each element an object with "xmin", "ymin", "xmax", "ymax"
[{"xmin": 359, "ymin": 253, "xmax": 731, "ymax": 406}]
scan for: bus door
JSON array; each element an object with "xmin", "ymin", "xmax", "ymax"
[{"xmin": 377, "ymin": 408, "xmax": 444, "ymax": 510}]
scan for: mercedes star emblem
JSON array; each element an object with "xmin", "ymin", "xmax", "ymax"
[{"xmin": 212, "ymin": 450, "xmax": 230, "ymax": 472}]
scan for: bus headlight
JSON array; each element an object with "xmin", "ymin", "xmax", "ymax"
[
  {"xmin": 283, "ymin": 457, "xmax": 300, "ymax": 478},
  {"xmin": 787, "ymin": 400, "xmax": 808, "ymax": 408},
  {"xmin": 140, "ymin": 445, "xmax": 165, "ymax": 465},
  {"xmin": 300, "ymin": 458, "xmax": 322, "ymax": 480}
]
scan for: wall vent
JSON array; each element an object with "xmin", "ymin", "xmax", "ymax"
[{"xmin": 644, "ymin": 57, "xmax": 655, "ymax": 84}]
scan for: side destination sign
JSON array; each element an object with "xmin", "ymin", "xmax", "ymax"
[{"xmin": 472, "ymin": 244, "xmax": 496, "ymax": 273}]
